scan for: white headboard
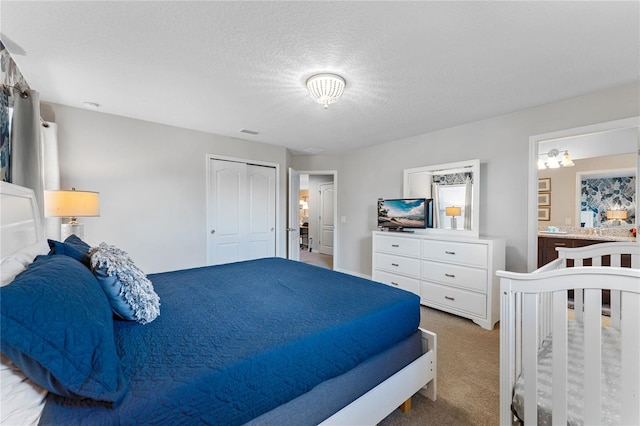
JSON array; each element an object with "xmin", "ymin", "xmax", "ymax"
[{"xmin": 0, "ymin": 181, "xmax": 44, "ymax": 259}]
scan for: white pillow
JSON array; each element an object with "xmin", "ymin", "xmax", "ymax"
[
  {"xmin": 0, "ymin": 257, "xmax": 26, "ymax": 287},
  {"xmin": 0, "ymin": 354, "xmax": 47, "ymax": 425},
  {"xmin": 14, "ymin": 240, "xmax": 50, "ymax": 265},
  {"xmin": 1, "ymin": 241, "xmax": 50, "ymax": 286}
]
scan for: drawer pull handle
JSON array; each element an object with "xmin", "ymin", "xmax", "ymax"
[
  {"xmin": 445, "ymin": 296, "xmax": 455, "ymax": 301},
  {"xmin": 391, "ymin": 244, "xmax": 399, "ymax": 247},
  {"xmin": 445, "ymin": 273, "xmax": 455, "ymax": 278},
  {"xmin": 391, "ymin": 263, "xmax": 399, "ymax": 267},
  {"xmin": 445, "ymin": 251, "xmax": 456, "ymax": 255},
  {"xmin": 390, "ymin": 281, "xmax": 399, "ymax": 286}
]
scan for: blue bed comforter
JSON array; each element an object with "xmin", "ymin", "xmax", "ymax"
[{"xmin": 40, "ymin": 258, "xmax": 420, "ymax": 425}]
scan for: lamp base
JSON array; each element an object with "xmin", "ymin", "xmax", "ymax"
[
  {"xmin": 450, "ymin": 217, "xmax": 457, "ymax": 230},
  {"xmin": 61, "ymin": 223, "xmax": 84, "ymax": 241}
]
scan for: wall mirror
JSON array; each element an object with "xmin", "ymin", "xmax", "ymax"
[
  {"xmin": 576, "ymin": 168, "xmax": 636, "ymax": 229},
  {"xmin": 403, "ymin": 159, "xmax": 480, "ymax": 238}
]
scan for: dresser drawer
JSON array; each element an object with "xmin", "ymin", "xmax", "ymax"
[
  {"xmin": 422, "ymin": 240, "xmax": 488, "ymax": 268},
  {"xmin": 421, "ymin": 260, "xmax": 487, "ymax": 292},
  {"xmin": 374, "ymin": 270, "xmax": 420, "ymax": 296},
  {"xmin": 421, "ymin": 281, "xmax": 486, "ymax": 317},
  {"xmin": 375, "ymin": 235, "xmax": 421, "ymax": 257},
  {"xmin": 375, "ymin": 253, "xmax": 420, "ymax": 278}
]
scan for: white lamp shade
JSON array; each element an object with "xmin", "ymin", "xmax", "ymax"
[
  {"xmin": 560, "ymin": 152, "xmax": 575, "ymax": 167},
  {"xmin": 44, "ymin": 190, "xmax": 100, "ymax": 218}
]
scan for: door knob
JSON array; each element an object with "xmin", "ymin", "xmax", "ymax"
[{"xmin": 210, "ymin": 229, "xmax": 215, "ymax": 234}]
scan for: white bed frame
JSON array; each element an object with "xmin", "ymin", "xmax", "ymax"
[
  {"xmin": 0, "ymin": 181, "xmax": 437, "ymax": 424},
  {"xmin": 498, "ymin": 242, "xmax": 640, "ymax": 425}
]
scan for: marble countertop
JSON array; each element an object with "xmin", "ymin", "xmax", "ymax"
[{"xmin": 538, "ymin": 232, "xmax": 636, "ymax": 242}]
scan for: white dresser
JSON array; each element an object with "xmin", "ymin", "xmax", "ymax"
[{"xmin": 372, "ymin": 231, "xmax": 505, "ymax": 330}]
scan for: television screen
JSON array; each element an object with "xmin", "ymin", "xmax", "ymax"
[{"xmin": 377, "ymin": 198, "xmax": 432, "ymax": 229}]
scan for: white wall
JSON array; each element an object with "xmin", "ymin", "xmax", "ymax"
[
  {"xmin": 42, "ymin": 103, "xmax": 289, "ymax": 273},
  {"xmin": 292, "ymin": 82, "xmax": 640, "ymax": 275},
  {"xmin": 42, "ymin": 82, "xmax": 638, "ymax": 276}
]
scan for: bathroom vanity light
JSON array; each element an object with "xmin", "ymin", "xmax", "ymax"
[{"xmin": 538, "ymin": 149, "xmax": 575, "ymax": 169}]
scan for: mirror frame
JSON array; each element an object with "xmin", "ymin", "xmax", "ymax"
[
  {"xmin": 403, "ymin": 159, "xmax": 480, "ymax": 238},
  {"xmin": 528, "ymin": 116, "xmax": 640, "ymax": 271}
]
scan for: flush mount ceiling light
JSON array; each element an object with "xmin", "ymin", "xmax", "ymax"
[
  {"xmin": 537, "ymin": 148, "xmax": 575, "ymax": 169},
  {"xmin": 306, "ymin": 73, "xmax": 346, "ymax": 109}
]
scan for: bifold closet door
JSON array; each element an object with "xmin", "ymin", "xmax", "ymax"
[{"xmin": 208, "ymin": 159, "xmax": 275, "ymax": 265}]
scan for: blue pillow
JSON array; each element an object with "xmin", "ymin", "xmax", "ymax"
[
  {"xmin": 91, "ymin": 242, "xmax": 160, "ymax": 325},
  {"xmin": 0, "ymin": 255, "xmax": 127, "ymax": 403},
  {"xmin": 47, "ymin": 234, "xmax": 92, "ymax": 267}
]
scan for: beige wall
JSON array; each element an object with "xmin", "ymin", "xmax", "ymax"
[{"xmin": 538, "ymin": 153, "xmax": 636, "ymax": 227}]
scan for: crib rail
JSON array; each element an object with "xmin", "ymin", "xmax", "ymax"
[
  {"xmin": 498, "ymin": 241, "xmax": 640, "ymax": 426},
  {"xmin": 557, "ymin": 242, "xmax": 639, "ymax": 329}
]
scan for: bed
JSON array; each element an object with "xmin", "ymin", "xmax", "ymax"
[
  {"xmin": 0, "ymin": 181, "xmax": 437, "ymax": 425},
  {"xmin": 497, "ymin": 242, "xmax": 640, "ymax": 425}
]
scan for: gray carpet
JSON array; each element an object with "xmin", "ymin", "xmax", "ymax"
[{"xmin": 379, "ymin": 307, "xmax": 500, "ymax": 426}]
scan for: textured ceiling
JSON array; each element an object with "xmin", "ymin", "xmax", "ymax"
[{"xmin": 1, "ymin": 1, "xmax": 638, "ymax": 155}]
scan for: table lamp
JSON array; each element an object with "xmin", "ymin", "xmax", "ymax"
[
  {"xmin": 445, "ymin": 206, "xmax": 461, "ymax": 230},
  {"xmin": 44, "ymin": 188, "xmax": 100, "ymax": 240}
]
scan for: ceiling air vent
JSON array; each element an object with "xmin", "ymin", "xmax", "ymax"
[{"xmin": 240, "ymin": 129, "xmax": 259, "ymax": 135}]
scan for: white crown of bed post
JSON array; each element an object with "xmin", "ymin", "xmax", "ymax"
[{"xmin": 1, "ymin": 181, "xmax": 44, "ymax": 258}]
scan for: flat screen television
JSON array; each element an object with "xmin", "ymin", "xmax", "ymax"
[{"xmin": 377, "ymin": 198, "xmax": 432, "ymax": 230}]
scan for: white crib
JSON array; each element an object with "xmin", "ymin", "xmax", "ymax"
[{"xmin": 498, "ymin": 242, "xmax": 640, "ymax": 425}]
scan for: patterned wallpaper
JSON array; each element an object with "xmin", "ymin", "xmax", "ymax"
[{"xmin": 581, "ymin": 175, "xmax": 636, "ymax": 227}]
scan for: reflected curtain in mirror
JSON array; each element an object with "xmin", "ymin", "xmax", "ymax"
[
  {"xmin": 404, "ymin": 159, "xmax": 480, "ymax": 238},
  {"xmin": 464, "ymin": 177, "xmax": 472, "ymax": 230}
]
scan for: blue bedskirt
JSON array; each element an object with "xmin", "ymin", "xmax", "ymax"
[{"xmin": 41, "ymin": 258, "xmax": 420, "ymax": 425}]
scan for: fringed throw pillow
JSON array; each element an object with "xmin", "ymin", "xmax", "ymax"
[{"xmin": 90, "ymin": 243, "xmax": 160, "ymax": 324}]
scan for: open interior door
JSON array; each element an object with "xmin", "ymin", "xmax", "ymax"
[{"xmin": 287, "ymin": 168, "xmax": 301, "ymax": 261}]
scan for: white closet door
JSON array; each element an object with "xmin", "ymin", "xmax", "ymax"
[
  {"xmin": 209, "ymin": 160, "xmax": 247, "ymax": 265},
  {"xmin": 287, "ymin": 168, "xmax": 301, "ymax": 261},
  {"xmin": 247, "ymin": 164, "xmax": 276, "ymax": 260},
  {"xmin": 208, "ymin": 159, "xmax": 275, "ymax": 265}
]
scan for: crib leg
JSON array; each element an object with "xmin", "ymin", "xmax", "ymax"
[{"xmin": 400, "ymin": 397, "xmax": 412, "ymax": 413}]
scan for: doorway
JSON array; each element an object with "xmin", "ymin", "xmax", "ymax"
[
  {"xmin": 527, "ymin": 117, "xmax": 639, "ymax": 270},
  {"xmin": 288, "ymin": 170, "xmax": 337, "ymax": 270}
]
